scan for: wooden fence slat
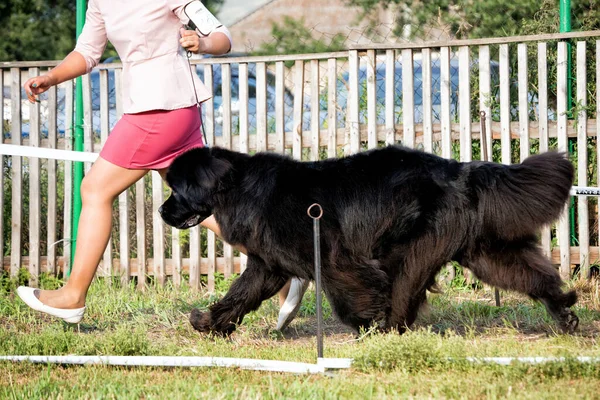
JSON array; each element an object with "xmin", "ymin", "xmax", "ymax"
[
  {"xmin": 99, "ymin": 69, "xmax": 112, "ymax": 278},
  {"xmin": 10, "ymin": 68, "xmax": 22, "ymax": 278},
  {"xmin": 152, "ymin": 171, "xmax": 165, "ymax": 286},
  {"xmin": 538, "ymin": 42, "xmax": 551, "ymax": 258},
  {"xmin": 172, "ymin": 227, "xmax": 182, "ymax": 288},
  {"xmin": 0, "ymin": 70, "xmax": 4, "ymax": 272},
  {"xmin": 221, "ymin": 62, "xmax": 235, "ymax": 278},
  {"xmin": 224, "ymin": 240, "xmax": 234, "ymax": 279},
  {"xmin": 203, "ymin": 65, "xmax": 215, "ymax": 147},
  {"xmin": 110, "ymin": 69, "xmax": 130, "ymax": 285},
  {"xmin": 207, "ymin": 227, "xmax": 216, "ymax": 292},
  {"xmin": 81, "ymin": 73, "xmax": 93, "ymax": 174},
  {"xmin": 256, "ymin": 62, "xmax": 267, "ymax": 152},
  {"xmin": 458, "ymin": 46, "xmax": 471, "ymax": 161},
  {"xmin": 136, "ymin": 177, "xmax": 146, "ymax": 289},
  {"xmin": 99, "ymin": 70, "xmax": 110, "ymax": 147},
  {"xmin": 538, "ymin": 43, "xmax": 549, "ymax": 153},
  {"xmin": 348, "ymin": 51, "xmax": 360, "ymax": 154},
  {"xmin": 440, "ymin": 47, "xmax": 451, "ymax": 159},
  {"xmin": 422, "ymin": 48, "xmax": 433, "ymax": 153},
  {"xmin": 557, "ymin": 41, "xmax": 571, "ymax": 279},
  {"xmin": 328, "ymin": 58, "xmax": 338, "ymax": 158},
  {"xmin": 597, "ymin": 40, "xmax": 600, "ymax": 252},
  {"xmin": 311, "ymin": 59, "xmax": 321, "ymax": 158},
  {"xmin": 366, "ymin": 50, "xmax": 377, "ymax": 149},
  {"xmin": 518, "ymin": 43, "xmax": 530, "ymax": 162},
  {"xmin": 239, "ymin": 63, "xmax": 249, "ymax": 154},
  {"xmin": 63, "ymin": 79, "xmax": 74, "ymax": 276},
  {"xmin": 118, "ymin": 189, "xmax": 130, "ymax": 285},
  {"xmin": 499, "ymin": 44, "xmax": 511, "ymax": 165},
  {"xmin": 189, "ymin": 225, "xmax": 201, "ymax": 291},
  {"xmin": 203, "ymin": 64, "xmax": 216, "ymax": 291},
  {"xmin": 222, "ymin": 63, "xmax": 232, "ymax": 150},
  {"xmin": 293, "ymin": 60, "xmax": 305, "ymax": 159},
  {"xmin": 46, "ymin": 79, "xmax": 58, "ymax": 275},
  {"xmin": 275, "ymin": 61, "xmax": 285, "ymax": 154},
  {"xmin": 478, "ymin": 45, "xmax": 492, "ymax": 161},
  {"xmin": 576, "ymin": 41, "xmax": 590, "ymax": 278},
  {"xmin": 28, "ymin": 67, "xmax": 41, "ymax": 286},
  {"xmin": 385, "ymin": 50, "xmax": 395, "ymax": 146},
  {"xmin": 402, "ymin": 49, "xmax": 415, "ymax": 148},
  {"xmin": 238, "ymin": 62, "xmax": 250, "ymax": 274}
]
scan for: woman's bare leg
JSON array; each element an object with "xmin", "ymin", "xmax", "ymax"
[{"xmin": 37, "ymin": 158, "xmax": 148, "ymax": 309}]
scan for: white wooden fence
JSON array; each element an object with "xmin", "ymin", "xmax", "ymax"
[{"xmin": 2, "ymin": 30, "xmax": 600, "ymax": 290}]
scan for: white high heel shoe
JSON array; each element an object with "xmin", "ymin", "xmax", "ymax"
[
  {"xmin": 276, "ymin": 277, "xmax": 309, "ymax": 331},
  {"xmin": 16, "ymin": 286, "xmax": 86, "ymax": 324}
]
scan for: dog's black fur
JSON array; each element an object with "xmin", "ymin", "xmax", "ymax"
[{"xmin": 160, "ymin": 145, "xmax": 579, "ymax": 336}]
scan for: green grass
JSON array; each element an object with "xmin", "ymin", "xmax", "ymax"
[{"xmin": 1, "ymin": 272, "xmax": 599, "ymax": 399}]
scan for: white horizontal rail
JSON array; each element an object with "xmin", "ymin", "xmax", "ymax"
[
  {"xmin": 0, "ymin": 355, "xmax": 330, "ymax": 374},
  {"xmin": 466, "ymin": 356, "xmax": 600, "ymax": 365},
  {"xmin": 2, "ymin": 355, "xmax": 598, "ymax": 370},
  {"xmin": 0, "ymin": 144, "xmax": 98, "ymax": 163}
]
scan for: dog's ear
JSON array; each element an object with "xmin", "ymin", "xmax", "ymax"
[
  {"xmin": 193, "ymin": 154, "xmax": 232, "ymax": 190},
  {"xmin": 166, "ymin": 147, "xmax": 233, "ymax": 196}
]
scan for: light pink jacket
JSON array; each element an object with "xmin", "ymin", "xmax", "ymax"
[{"xmin": 74, "ymin": 0, "xmax": 232, "ymax": 114}]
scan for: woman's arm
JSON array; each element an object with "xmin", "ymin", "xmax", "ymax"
[
  {"xmin": 23, "ymin": 51, "xmax": 88, "ymax": 103},
  {"xmin": 23, "ymin": 0, "xmax": 106, "ymax": 103},
  {"xmin": 180, "ymin": 29, "xmax": 232, "ymax": 55}
]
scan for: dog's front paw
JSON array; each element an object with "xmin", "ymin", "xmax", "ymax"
[
  {"xmin": 189, "ymin": 308, "xmax": 237, "ymax": 337},
  {"xmin": 190, "ymin": 308, "xmax": 213, "ymax": 333}
]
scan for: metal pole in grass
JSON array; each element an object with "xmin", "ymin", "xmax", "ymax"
[
  {"xmin": 70, "ymin": 0, "xmax": 87, "ymax": 276},
  {"xmin": 560, "ymin": 0, "xmax": 577, "ymax": 247},
  {"xmin": 308, "ymin": 203, "xmax": 324, "ymax": 359}
]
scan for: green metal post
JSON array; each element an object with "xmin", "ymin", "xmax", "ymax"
[
  {"xmin": 69, "ymin": 0, "xmax": 87, "ymax": 277},
  {"xmin": 559, "ymin": 0, "xmax": 576, "ymax": 245}
]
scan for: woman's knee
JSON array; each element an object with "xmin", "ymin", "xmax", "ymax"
[{"xmin": 80, "ymin": 174, "xmax": 115, "ymax": 205}]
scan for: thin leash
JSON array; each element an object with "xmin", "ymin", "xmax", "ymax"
[{"xmin": 186, "ymin": 47, "xmax": 208, "ymax": 148}]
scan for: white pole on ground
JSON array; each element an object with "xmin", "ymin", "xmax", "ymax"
[{"xmin": 0, "ymin": 355, "xmax": 327, "ymax": 374}]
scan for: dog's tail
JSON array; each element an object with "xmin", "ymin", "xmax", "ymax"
[{"xmin": 470, "ymin": 151, "xmax": 574, "ymax": 239}]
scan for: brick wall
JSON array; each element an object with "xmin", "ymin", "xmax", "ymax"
[{"xmin": 227, "ymin": 0, "xmax": 396, "ymax": 53}]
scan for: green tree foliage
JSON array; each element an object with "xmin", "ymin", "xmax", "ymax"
[
  {"xmin": 0, "ymin": 0, "xmax": 77, "ymax": 61},
  {"xmin": 253, "ymin": 16, "xmax": 347, "ymax": 57},
  {"xmin": 0, "ymin": 0, "xmax": 225, "ymax": 62},
  {"xmin": 343, "ymin": 0, "xmax": 599, "ymax": 39}
]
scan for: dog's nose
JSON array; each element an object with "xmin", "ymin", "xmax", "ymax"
[{"xmin": 158, "ymin": 206, "xmax": 163, "ymax": 215}]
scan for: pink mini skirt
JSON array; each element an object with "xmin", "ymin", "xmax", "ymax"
[{"xmin": 100, "ymin": 105, "xmax": 204, "ymax": 170}]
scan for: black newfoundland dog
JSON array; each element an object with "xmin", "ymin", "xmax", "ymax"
[{"xmin": 159, "ymin": 145, "xmax": 579, "ymax": 336}]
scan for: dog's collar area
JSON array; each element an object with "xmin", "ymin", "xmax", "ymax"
[{"xmin": 181, "ymin": 215, "xmax": 202, "ymax": 229}]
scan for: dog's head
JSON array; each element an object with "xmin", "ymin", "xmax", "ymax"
[{"xmin": 159, "ymin": 147, "xmax": 233, "ymax": 229}]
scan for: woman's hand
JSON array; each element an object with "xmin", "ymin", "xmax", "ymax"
[
  {"xmin": 180, "ymin": 28, "xmax": 203, "ymax": 53},
  {"xmin": 23, "ymin": 74, "xmax": 56, "ymax": 103}
]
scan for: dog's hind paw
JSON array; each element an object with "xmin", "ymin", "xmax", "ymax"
[
  {"xmin": 189, "ymin": 308, "xmax": 213, "ymax": 333},
  {"xmin": 560, "ymin": 310, "xmax": 579, "ymax": 334}
]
